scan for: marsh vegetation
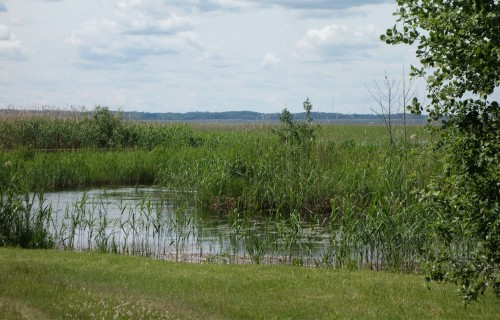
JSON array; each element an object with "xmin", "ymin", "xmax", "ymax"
[{"xmin": 0, "ymin": 106, "xmax": 442, "ymax": 272}]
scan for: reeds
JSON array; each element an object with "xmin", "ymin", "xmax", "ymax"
[
  {"xmin": 0, "ymin": 183, "xmax": 53, "ymax": 248},
  {"xmin": 0, "ymin": 107, "xmax": 205, "ymax": 150},
  {"xmin": 1, "ymin": 182, "xmax": 465, "ymax": 272},
  {"xmin": 1, "ymin": 109, "xmax": 446, "ymax": 270}
]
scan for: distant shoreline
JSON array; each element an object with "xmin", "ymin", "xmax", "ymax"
[{"xmin": 0, "ymin": 108, "xmax": 428, "ymax": 124}]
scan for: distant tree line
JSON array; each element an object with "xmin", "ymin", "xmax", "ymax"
[
  {"xmin": 123, "ymin": 111, "xmax": 427, "ymax": 124},
  {"xmin": 0, "ymin": 108, "xmax": 428, "ymax": 124}
]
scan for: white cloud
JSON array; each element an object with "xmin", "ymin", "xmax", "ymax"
[
  {"xmin": 1, "ymin": 0, "xmax": 423, "ymax": 114},
  {"xmin": 296, "ymin": 23, "xmax": 382, "ymax": 61},
  {"xmin": 249, "ymin": 0, "xmax": 391, "ymax": 10},
  {"xmin": 114, "ymin": 0, "xmax": 391, "ymax": 14},
  {"xmin": 67, "ymin": 2, "xmax": 202, "ymax": 64},
  {"xmin": 121, "ymin": 14, "xmax": 197, "ymax": 35},
  {"xmin": 115, "ymin": 1, "xmax": 197, "ymax": 34},
  {"xmin": 154, "ymin": 0, "xmax": 252, "ymax": 12},
  {"xmin": 0, "ymin": 24, "xmax": 25, "ymax": 59},
  {"xmin": 197, "ymin": 47, "xmax": 235, "ymax": 68},
  {"xmin": 306, "ymin": 23, "xmax": 379, "ymax": 46},
  {"xmin": 261, "ymin": 52, "xmax": 281, "ymax": 68},
  {"xmin": 0, "ymin": 25, "xmax": 11, "ymax": 40}
]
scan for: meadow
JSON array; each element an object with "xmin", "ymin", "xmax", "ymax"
[{"xmin": 1, "ymin": 248, "xmax": 499, "ymax": 319}]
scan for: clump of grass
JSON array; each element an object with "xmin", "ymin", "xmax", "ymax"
[{"xmin": 0, "ymin": 181, "xmax": 53, "ymax": 249}]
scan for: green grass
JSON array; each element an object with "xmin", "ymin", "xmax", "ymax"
[
  {"xmin": 0, "ymin": 248, "xmax": 498, "ymax": 319},
  {"xmin": 0, "ymin": 119, "xmax": 442, "ymax": 272},
  {"xmin": 0, "ymin": 123, "xmax": 436, "ymax": 208}
]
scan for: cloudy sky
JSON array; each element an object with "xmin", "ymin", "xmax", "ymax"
[{"xmin": 0, "ymin": 0, "xmax": 423, "ymax": 114}]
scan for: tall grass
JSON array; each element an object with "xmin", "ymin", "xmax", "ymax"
[
  {"xmin": 0, "ymin": 109, "xmax": 445, "ymax": 270},
  {"xmin": 7, "ymin": 185, "xmax": 429, "ymax": 271},
  {"xmin": 0, "ymin": 107, "xmax": 205, "ymax": 150},
  {"xmin": 0, "ymin": 182, "xmax": 53, "ymax": 249},
  {"xmin": 0, "ymin": 121, "xmax": 435, "ymax": 210}
]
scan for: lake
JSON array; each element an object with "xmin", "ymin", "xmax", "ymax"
[{"xmin": 33, "ymin": 186, "xmax": 334, "ymax": 266}]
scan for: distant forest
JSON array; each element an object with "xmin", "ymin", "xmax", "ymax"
[
  {"xmin": 0, "ymin": 109, "xmax": 428, "ymax": 124},
  {"xmin": 122, "ymin": 111, "xmax": 427, "ymax": 124}
]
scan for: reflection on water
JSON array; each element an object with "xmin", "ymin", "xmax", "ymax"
[{"xmin": 32, "ymin": 187, "xmax": 334, "ymax": 266}]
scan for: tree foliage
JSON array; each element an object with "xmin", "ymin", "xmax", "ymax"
[
  {"xmin": 91, "ymin": 106, "xmax": 124, "ymax": 148},
  {"xmin": 383, "ymin": 0, "xmax": 500, "ymax": 302},
  {"xmin": 273, "ymin": 98, "xmax": 317, "ymax": 150},
  {"xmin": 382, "ymin": 0, "xmax": 500, "ymax": 119}
]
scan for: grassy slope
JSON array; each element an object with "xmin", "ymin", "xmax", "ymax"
[{"xmin": 0, "ymin": 248, "xmax": 498, "ymax": 319}]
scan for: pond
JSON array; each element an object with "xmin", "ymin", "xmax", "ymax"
[{"xmin": 32, "ymin": 186, "xmax": 336, "ymax": 266}]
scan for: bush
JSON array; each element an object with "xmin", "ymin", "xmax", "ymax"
[{"xmin": 91, "ymin": 106, "xmax": 124, "ymax": 148}]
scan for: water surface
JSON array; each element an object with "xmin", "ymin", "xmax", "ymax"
[{"xmin": 34, "ymin": 186, "xmax": 333, "ymax": 265}]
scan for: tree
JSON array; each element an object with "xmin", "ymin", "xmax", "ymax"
[
  {"xmin": 365, "ymin": 68, "xmax": 417, "ymax": 147},
  {"xmin": 91, "ymin": 106, "xmax": 123, "ymax": 148},
  {"xmin": 273, "ymin": 98, "xmax": 317, "ymax": 152},
  {"xmin": 382, "ymin": 1, "xmax": 499, "ymax": 302}
]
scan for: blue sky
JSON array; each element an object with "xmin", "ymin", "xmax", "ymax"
[{"xmin": 0, "ymin": 0, "xmax": 424, "ymax": 113}]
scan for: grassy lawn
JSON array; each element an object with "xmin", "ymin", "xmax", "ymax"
[{"xmin": 0, "ymin": 248, "xmax": 498, "ymax": 319}]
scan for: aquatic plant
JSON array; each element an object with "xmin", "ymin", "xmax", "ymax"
[
  {"xmin": 0, "ymin": 182, "xmax": 53, "ymax": 249},
  {"xmin": 0, "ymin": 111, "xmax": 444, "ymax": 271}
]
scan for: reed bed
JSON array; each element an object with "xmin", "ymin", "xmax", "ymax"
[
  {"xmin": 15, "ymin": 188, "xmax": 430, "ymax": 271},
  {"xmin": 0, "ymin": 108, "xmax": 444, "ymax": 271},
  {"xmin": 0, "ymin": 124, "xmax": 435, "ymax": 212}
]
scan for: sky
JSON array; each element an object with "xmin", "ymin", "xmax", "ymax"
[{"xmin": 0, "ymin": 0, "xmax": 424, "ymax": 114}]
